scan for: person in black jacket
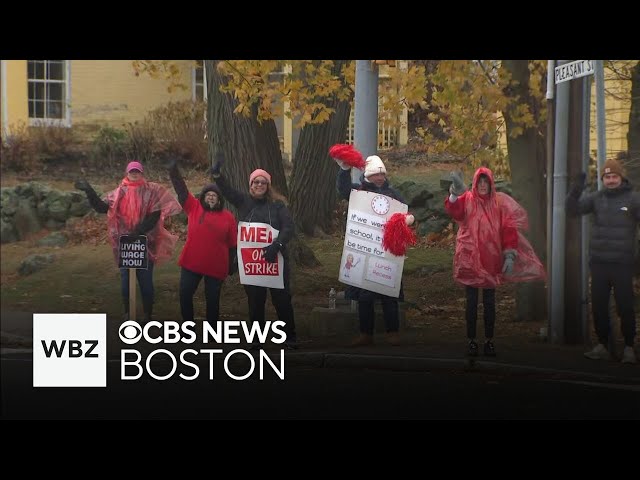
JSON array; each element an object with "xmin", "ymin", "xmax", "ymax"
[
  {"xmin": 75, "ymin": 161, "xmax": 181, "ymax": 322},
  {"xmin": 336, "ymin": 154, "xmax": 407, "ymax": 347},
  {"xmin": 211, "ymin": 155, "xmax": 297, "ymax": 349},
  {"xmin": 567, "ymin": 158, "xmax": 640, "ymax": 364}
]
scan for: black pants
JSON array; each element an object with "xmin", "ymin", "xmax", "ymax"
[
  {"xmin": 465, "ymin": 286, "xmax": 495, "ymax": 339},
  {"xmin": 120, "ymin": 260, "xmax": 154, "ymax": 303},
  {"xmin": 243, "ymin": 261, "xmax": 296, "ymax": 341},
  {"xmin": 179, "ymin": 267, "xmax": 223, "ymax": 323},
  {"xmin": 356, "ymin": 287, "xmax": 400, "ymax": 335},
  {"xmin": 591, "ymin": 263, "xmax": 636, "ymax": 347}
]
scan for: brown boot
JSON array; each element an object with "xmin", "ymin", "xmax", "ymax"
[
  {"xmin": 386, "ymin": 332, "xmax": 401, "ymax": 346},
  {"xmin": 349, "ymin": 333, "xmax": 373, "ymax": 347}
]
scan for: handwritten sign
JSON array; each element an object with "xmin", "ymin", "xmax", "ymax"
[{"xmin": 338, "ymin": 190, "xmax": 408, "ymax": 297}]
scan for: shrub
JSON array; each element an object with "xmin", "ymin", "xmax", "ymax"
[
  {"xmin": 92, "ymin": 126, "xmax": 128, "ymax": 169},
  {"xmin": 143, "ymin": 100, "xmax": 207, "ymax": 168},
  {"xmin": 124, "ymin": 121, "xmax": 156, "ymax": 166},
  {"xmin": 28, "ymin": 121, "xmax": 84, "ymax": 164},
  {"xmin": 0, "ymin": 122, "xmax": 37, "ymax": 172}
]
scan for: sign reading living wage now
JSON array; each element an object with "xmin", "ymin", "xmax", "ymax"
[
  {"xmin": 339, "ymin": 190, "xmax": 408, "ymax": 297},
  {"xmin": 237, "ymin": 222, "xmax": 284, "ymax": 289},
  {"xmin": 118, "ymin": 235, "xmax": 148, "ymax": 269}
]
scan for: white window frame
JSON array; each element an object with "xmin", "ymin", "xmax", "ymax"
[
  {"xmin": 192, "ymin": 60, "xmax": 206, "ymax": 102},
  {"xmin": 27, "ymin": 60, "xmax": 71, "ymax": 127}
]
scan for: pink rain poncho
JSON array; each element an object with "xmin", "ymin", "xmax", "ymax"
[
  {"xmin": 445, "ymin": 167, "xmax": 546, "ymax": 289},
  {"xmin": 104, "ymin": 177, "xmax": 182, "ymax": 266}
]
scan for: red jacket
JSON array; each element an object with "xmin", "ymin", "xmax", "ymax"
[
  {"xmin": 445, "ymin": 167, "xmax": 544, "ymax": 288},
  {"xmin": 178, "ymin": 193, "xmax": 237, "ymax": 280}
]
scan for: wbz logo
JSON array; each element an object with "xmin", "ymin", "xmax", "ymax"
[
  {"xmin": 41, "ymin": 339, "xmax": 99, "ymax": 358},
  {"xmin": 33, "ymin": 314, "xmax": 106, "ymax": 387}
]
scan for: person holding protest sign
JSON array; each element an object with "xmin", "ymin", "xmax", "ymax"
[
  {"xmin": 167, "ymin": 159, "xmax": 237, "ymax": 324},
  {"xmin": 566, "ymin": 158, "xmax": 639, "ymax": 364},
  {"xmin": 333, "ymin": 146, "xmax": 414, "ymax": 347},
  {"xmin": 445, "ymin": 167, "xmax": 545, "ymax": 357},
  {"xmin": 75, "ymin": 161, "xmax": 181, "ymax": 322},
  {"xmin": 210, "ymin": 154, "xmax": 298, "ymax": 349}
]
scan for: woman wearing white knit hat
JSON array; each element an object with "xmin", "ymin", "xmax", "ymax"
[{"xmin": 332, "ymin": 147, "xmax": 414, "ymax": 347}]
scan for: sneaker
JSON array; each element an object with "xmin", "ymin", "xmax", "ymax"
[
  {"xmin": 483, "ymin": 340, "xmax": 496, "ymax": 357},
  {"xmin": 386, "ymin": 332, "xmax": 401, "ymax": 346},
  {"xmin": 350, "ymin": 334, "xmax": 373, "ymax": 347},
  {"xmin": 584, "ymin": 343, "xmax": 609, "ymax": 360},
  {"xmin": 622, "ymin": 346, "xmax": 637, "ymax": 364},
  {"xmin": 467, "ymin": 340, "xmax": 479, "ymax": 357}
]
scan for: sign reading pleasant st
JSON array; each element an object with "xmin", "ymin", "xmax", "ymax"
[{"xmin": 554, "ymin": 60, "xmax": 594, "ymax": 84}]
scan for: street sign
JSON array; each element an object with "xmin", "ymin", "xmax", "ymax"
[{"xmin": 554, "ymin": 60, "xmax": 594, "ymax": 85}]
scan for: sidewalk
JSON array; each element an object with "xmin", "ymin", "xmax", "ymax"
[{"xmin": 2, "ymin": 310, "xmax": 638, "ymax": 385}]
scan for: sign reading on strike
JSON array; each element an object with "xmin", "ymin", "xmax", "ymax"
[
  {"xmin": 237, "ymin": 222, "xmax": 284, "ymax": 289},
  {"xmin": 118, "ymin": 235, "xmax": 148, "ymax": 269}
]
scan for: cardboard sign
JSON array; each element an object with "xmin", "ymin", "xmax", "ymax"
[
  {"xmin": 237, "ymin": 222, "xmax": 284, "ymax": 289},
  {"xmin": 118, "ymin": 235, "xmax": 148, "ymax": 269},
  {"xmin": 339, "ymin": 190, "xmax": 408, "ymax": 297}
]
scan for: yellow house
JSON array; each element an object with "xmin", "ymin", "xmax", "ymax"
[
  {"xmin": 1, "ymin": 60, "xmax": 201, "ymax": 140},
  {"xmin": 0, "ymin": 60, "xmax": 406, "ymax": 159},
  {"xmin": 3, "ymin": 60, "xmax": 629, "ymax": 162},
  {"xmin": 495, "ymin": 60, "xmax": 636, "ymax": 161}
]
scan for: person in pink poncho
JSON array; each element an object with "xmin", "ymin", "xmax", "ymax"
[
  {"xmin": 75, "ymin": 161, "xmax": 181, "ymax": 322},
  {"xmin": 445, "ymin": 166, "xmax": 545, "ymax": 357}
]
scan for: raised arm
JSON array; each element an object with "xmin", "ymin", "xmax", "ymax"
[
  {"xmin": 74, "ymin": 180, "xmax": 109, "ymax": 214},
  {"xmin": 210, "ymin": 152, "xmax": 247, "ymax": 209},
  {"xmin": 566, "ymin": 173, "xmax": 595, "ymax": 216},
  {"xmin": 167, "ymin": 159, "xmax": 189, "ymax": 206}
]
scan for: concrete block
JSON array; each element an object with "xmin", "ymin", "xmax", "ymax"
[{"xmin": 298, "ymin": 304, "xmax": 408, "ymax": 337}]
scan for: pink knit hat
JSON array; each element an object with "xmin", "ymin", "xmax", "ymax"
[
  {"xmin": 249, "ymin": 169, "xmax": 271, "ymax": 187},
  {"xmin": 126, "ymin": 161, "xmax": 144, "ymax": 173}
]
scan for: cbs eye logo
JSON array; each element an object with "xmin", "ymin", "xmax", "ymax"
[{"xmin": 119, "ymin": 321, "xmax": 142, "ymax": 345}]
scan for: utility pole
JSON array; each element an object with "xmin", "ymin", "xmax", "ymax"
[
  {"xmin": 550, "ymin": 60, "xmax": 570, "ymax": 344},
  {"xmin": 550, "ymin": 59, "xmax": 596, "ymax": 344},
  {"xmin": 353, "ymin": 60, "xmax": 379, "ymax": 183},
  {"xmin": 545, "ymin": 60, "xmax": 555, "ymax": 341},
  {"xmin": 581, "ymin": 75, "xmax": 592, "ymax": 345},
  {"xmin": 564, "ymin": 76, "xmax": 586, "ymax": 343}
]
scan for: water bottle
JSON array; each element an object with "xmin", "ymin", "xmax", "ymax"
[{"xmin": 328, "ymin": 288, "xmax": 336, "ymax": 310}]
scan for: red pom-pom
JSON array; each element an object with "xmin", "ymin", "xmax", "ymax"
[
  {"xmin": 329, "ymin": 144, "xmax": 366, "ymax": 170},
  {"xmin": 382, "ymin": 213, "xmax": 417, "ymax": 256}
]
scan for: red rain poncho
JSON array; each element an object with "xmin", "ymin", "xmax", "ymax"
[
  {"xmin": 444, "ymin": 167, "xmax": 546, "ymax": 288},
  {"xmin": 104, "ymin": 177, "xmax": 182, "ymax": 266}
]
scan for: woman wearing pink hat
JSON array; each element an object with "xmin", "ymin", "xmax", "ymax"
[
  {"xmin": 211, "ymin": 153, "xmax": 297, "ymax": 349},
  {"xmin": 75, "ymin": 161, "xmax": 181, "ymax": 322}
]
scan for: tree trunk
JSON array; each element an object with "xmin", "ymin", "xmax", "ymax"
[
  {"xmin": 205, "ymin": 60, "xmax": 319, "ymax": 267},
  {"xmin": 502, "ymin": 60, "xmax": 547, "ymax": 322},
  {"xmin": 289, "ymin": 60, "xmax": 352, "ymax": 236},
  {"xmin": 205, "ymin": 60, "xmax": 287, "ymax": 198},
  {"xmin": 627, "ymin": 61, "xmax": 640, "ymax": 190}
]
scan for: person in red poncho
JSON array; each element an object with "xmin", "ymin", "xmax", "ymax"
[
  {"xmin": 75, "ymin": 161, "xmax": 181, "ymax": 322},
  {"xmin": 167, "ymin": 159, "xmax": 237, "ymax": 323},
  {"xmin": 445, "ymin": 167, "xmax": 545, "ymax": 357}
]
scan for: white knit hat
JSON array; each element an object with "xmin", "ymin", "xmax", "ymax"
[{"xmin": 364, "ymin": 155, "xmax": 387, "ymax": 179}]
